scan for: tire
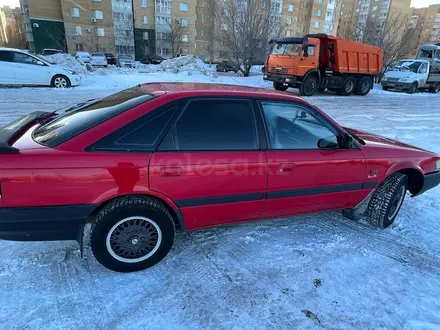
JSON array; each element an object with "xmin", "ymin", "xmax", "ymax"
[
  {"xmin": 407, "ymin": 82, "xmax": 417, "ymax": 94},
  {"xmin": 51, "ymin": 75, "xmax": 71, "ymax": 88},
  {"xmin": 339, "ymin": 76, "xmax": 356, "ymax": 96},
  {"xmin": 365, "ymin": 173, "xmax": 408, "ymax": 228},
  {"xmin": 429, "ymin": 82, "xmax": 440, "ymax": 94},
  {"xmin": 90, "ymin": 196, "xmax": 175, "ymax": 272},
  {"xmin": 273, "ymin": 82, "xmax": 288, "ymax": 91},
  {"xmin": 299, "ymin": 75, "xmax": 318, "ymax": 96},
  {"xmin": 356, "ymin": 77, "xmax": 373, "ymax": 96}
]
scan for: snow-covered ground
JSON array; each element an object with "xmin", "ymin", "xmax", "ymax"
[{"xmin": 0, "ymin": 70, "xmax": 440, "ymax": 330}]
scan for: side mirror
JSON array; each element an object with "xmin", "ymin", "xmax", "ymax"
[
  {"xmin": 36, "ymin": 60, "xmax": 45, "ymax": 66},
  {"xmin": 303, "ymin": 52, "xmax": 309, "ymax": 58},
  {"xmin": 318, "ymin": 136, "xmax": 339, "ymax": 149}
]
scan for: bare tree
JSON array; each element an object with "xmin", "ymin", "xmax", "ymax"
[
  {"xmin": 155, "ymin": 19, "xmax": 189, "ymax": 58},
  {"xmin": 214, "ymin": 0, "xmax": 280, "ymax": 76}
]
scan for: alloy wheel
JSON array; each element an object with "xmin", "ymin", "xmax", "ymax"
[{"xmin": 54, "ymin": 77, "xmax": 67, "ymax": 88}]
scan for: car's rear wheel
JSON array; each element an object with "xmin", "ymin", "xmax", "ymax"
[
  {"xmin": 429, "ymin": 82, "xmax": 440, "ymax": 94},
  {"xmin": 365, "ymin": 173, "xmax": 408, "ymax": 228},
  {"xmin": 51, "ymin": 75, "xmax": 71, "ymax": 88},
  {"xmin": 407, "ymin": 82, "xmax": 418, "ymax": 94},
  {"xmin": 356, "ymin": 77, "xmax": 373, "ymax": 96},
  {"xmin": 273, "ymin": 82, "xmax": 288, "ymax": 91},
  {"xmin": 90, "ymin": 196, "xmax": 175, "ymax": 272},
  {"xmin": 339, "ymin": 76, "xmax": 356, "ymax": 96}
]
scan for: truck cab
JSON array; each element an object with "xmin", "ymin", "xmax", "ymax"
[
  {"xmin": 417, "ymin": 44, "xmax": 440, "ymax": 74},
  {"xmin": 381, "ymin": 59, "xmax": 440, "ymax": 94},
  {"xmin": 263, "ymin": 34, "xmax": 382, "ymax": 97}
]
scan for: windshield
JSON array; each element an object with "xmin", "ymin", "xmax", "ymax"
[
  {"xmin": 92, "ymin": 53, "xmax": 104, "ymax": 56},
  {"xmin": 119, "ymin": 55, "xmax": 132, "ymax": 59},
  {"xmin": 33, "ymin": 86, "xmax": 154, "ymax": 147},
  {"xmin": 271, "ymin": 43, "xmax": 302, "ymax": 56},
  {"xmin": 389, "ymin": 61, "xmax": 422, "ymax": 73}
]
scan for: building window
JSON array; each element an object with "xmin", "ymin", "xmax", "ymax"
[
  {"xmin": 180, "ymin": 2, "xmax": 189, "ymax": 11},
  {"xmin": 288, "ymin": 4, "xmax": 294, "ymax": 12},
  {"xmin": 372, "ymin": 5, "xmax": 377, "ymax": 11},
  {"xmin": 201, "ymin": 14, "xmax": 204, "ymax": 22},
  {"xmin": 142, "ymin": 15, "xmax": 148, "ymax": 24},
  {"xmin": 141, "ymin": 0, "xmax": 147, "ymax": 7},
  {"xmin": 99, "ymin": 46, "xmax": 106, "ymax": 52},
  {"xmin": 74, "ymin": 26, "xmax": 82, "ymax": 35},
  {"xmin": 155, "ymin": 15, "xmax": 171, "ymax": 24},
  {"xmin": 181, "ymin": 34, "xmax": 189, "ymax": 42},
  {"xmin": 95, "ymin": 27, "xmax": 105, "ymax": 36},
  {"xmin": 180, "ymin": 18, "xmax": 188, "ymax": 27},
  {"xmin": 201, "ymin": 0, "xmax": 205, "ymax": 7},
  {"xmin": 318, "ymin": 0, "xmax": 323, "ymax": 4},
  {"xmin": 371, "ymin": 13, "xmax": 376, "ymax": 18},
  {"xmin": 143, "ymin": 32, "xmax": 149, "ymax": 40},
  {"xmin": 286, "ymin": 17, "xmax": 292, "ymax": 25},
  {"xmin": 92, "ymin": 10, "xmax": 104, "ymax": 19},
  {"xmin": 285, "ymin": 30, "xmax": 291, "ymax": 36},
  {"xmin": 314, "ymin": 21, "xmax": 320, "ymax": 28},
  {"xmin": 71, "ymin": 8, "xmax": 80, "ymax": 17},
  {"xmin": 156, "ymin": 0, "xmax": 171, "ymax": 14},
  {"xmin": 92, "ymin": 0, "xmax": 101, "ymax": 2},
  {"xmin": 316, "ymin": 9, "xmax": 321, "ymax": 17}
]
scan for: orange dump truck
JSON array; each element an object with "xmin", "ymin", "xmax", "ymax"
[{"xmin": 264, "ymin": 34, "xmax": 383, "ymax": 96}]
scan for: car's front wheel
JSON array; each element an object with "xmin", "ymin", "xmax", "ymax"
[
  {"xmin": 91, "ymin": 196, "xmax": 175, "ymax": 272},
  {"xmin": 51, "ymin": 75, "xmax": 71, "ymax": 88},
  {"xmin": 407, "ymin": 82, "xmax": 418, "ymax": 94},
  {"xmin": 365, "ymin": 173, "xmax": 408, "ymax": 228}
]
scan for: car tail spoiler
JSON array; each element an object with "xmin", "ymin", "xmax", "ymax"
[{"xmin": 0, "ymin": 111, "xmax": 51, "ymax": 154}]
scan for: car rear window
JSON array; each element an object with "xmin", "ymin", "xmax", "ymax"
[{"xmin": 33, "ymin": 86, "xmax": 154, "ymax": 147}]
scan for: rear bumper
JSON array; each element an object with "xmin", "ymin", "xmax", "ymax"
[
  {"xmin": 415, "ymin": 171, "xmax": 440, "ymax": 196},
  {"xmin": 264, "ymin": 73, "xmax": 297, "ymax": 85},
  {"xmin": 0, "ymin": 205, "xmax": 95, "ymax": 241}
]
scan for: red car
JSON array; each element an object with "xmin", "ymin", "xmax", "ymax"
[{"xmin": 0, "ymin": 83, "xmax": 439, "ymax": 272}]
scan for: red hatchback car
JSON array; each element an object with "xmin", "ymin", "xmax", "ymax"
[{"xmin": 0, "ymin": 83, "xmax": 439, "ymax": 272}]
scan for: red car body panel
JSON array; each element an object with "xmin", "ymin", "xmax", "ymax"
[{"xmin": 0, "ymin": 83, "xmax": 439, "ymax": 241}]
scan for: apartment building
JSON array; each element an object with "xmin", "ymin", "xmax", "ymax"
[
  {"xmin": 306, "ymin": 0, "xmax": 342, "ymax": 35},
  {"xmin": 336, "ymin": 0, "xmax": 357, "ymax": 39}
]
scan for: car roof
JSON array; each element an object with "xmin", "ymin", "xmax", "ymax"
[
  {"xmin": 139, "ymin": 82, "xmax": 305, "ymax": 100},
  {"xmin": 0, "ymin": 47, "xmax": 31, "ymax": 53}
]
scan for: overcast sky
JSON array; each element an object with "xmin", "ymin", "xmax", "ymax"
[{"xmin": 0, "ymin": 0, "xmax": 439, "ymax": 10}]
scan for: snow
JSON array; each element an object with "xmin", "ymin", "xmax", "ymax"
[
  {"xmin": 1, "ymin": 71, "xmax": 440, "ymax": 329},
  {"xmin": 41, "ymin": 53, "xmax": 89, "ymax": 76}
]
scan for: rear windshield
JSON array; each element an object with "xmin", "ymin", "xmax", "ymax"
[
  {"xmin": 92, "ymin": 53, "xmax": 104, "ymax": 56},
  {"xmin": 33, "ymin": 86, "xmax": 154, "ymax": 147},
  {"xmin": 119, "ymin": 55, "xmax": 132, "ymax": 59}
]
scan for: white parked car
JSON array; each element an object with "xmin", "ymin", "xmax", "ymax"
[
  {"xmin": 74, "ymin": 51, "xmax": 92, "ymax": 64},
  {"xmin": 90, "ymin": 52, "xmax": 108, "ymax": 67},
  {"xmin": 0, "ymin": 48, "xmax": 81, "ymax": 88},
  {"xmin": 117, "ymin": 54, "xmax": 136, "ymax": 68}
]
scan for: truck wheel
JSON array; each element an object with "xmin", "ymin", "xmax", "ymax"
[
  {"xmin": 365, "ymin": 173, "xmax": 408, "ymax": 228},
  {"xmin": 356, "ymin": 77, "xmax": 373, "ymax": 96},
  {"xmin": 429, "ymin": 82, "xmax": 440, "ymax": 94},
  {"xmin": 90, "ymin": 196, "xmax": 175, "ymax": 272},
  {"xmin": 407, "ymin": 82, "xmax": 418, "ymax": 94},
  {"xmin": 299, "ymin": 76, "xmax": 318, "ymax": 96},
  {"xmin": 273, "ymin": 82, "xmax": 288, "ymax": 91},
  {"xmin": 339, "ymin": 77, "xmax": 356, "ymax": 96}
]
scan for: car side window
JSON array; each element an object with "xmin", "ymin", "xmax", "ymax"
[
  {"xmin": 160, "ymin": 99, "xmax": 258, "ymax": 151},
  {"xmin": 260, "ymin": 101, "xmax": 339, "ymax": 150},
  {"xmin": 12, "ymin": 52, "xmax": 43, "ymax": 65},
  {"xmin": 419, "ymin": 63, "xmax": 428, "ymax": 74},
  {"xmin": 0, "ymin": 50, "xmax": 13, "ymax": 62},
  {"xmin": 87, "ymin": 105, "xmax": 178, "ymax": 152}
]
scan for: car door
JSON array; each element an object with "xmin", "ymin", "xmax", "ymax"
[
  {"xmin": 0, "ymin": 50, "xmax": 16, "ymax": 84},
  {"xmin": 11, "ymin": 51, "xmax": 52, "ymax": 85},
  {"xmin": 417, "ymin": 62, "xmax": 429, "ymax": 87},
  {"xmin": 259, "ymin": 100, "xmax": 367, "ymax": 218},
  {"xmin": 149, "ymin": 98, "xmax": 268, "ymax": 230}
]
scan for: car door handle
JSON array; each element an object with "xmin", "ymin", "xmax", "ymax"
[
  {"xmin": 160, "ymin": 167, "xmax": 182, "ymax": 177},
  {"xmin": 278, "ymin": 164, "xmax": 296, "ymax": 173}
]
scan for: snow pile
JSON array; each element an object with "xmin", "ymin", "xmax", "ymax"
[
  {"xmin": 40, "ymin": 53, "xmax": 88, "ymax": 76},
  {"xmin": 160, "ymin": 55, "xmax": 213, "ymax": 75}
]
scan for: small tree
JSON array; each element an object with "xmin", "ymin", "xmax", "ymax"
[
  {"xmin": 214, "ymin": 0, "xmax": 279, "ymax": 76},
  {"xmin": 155, "ymin": 19, "xmax": 189, "ymax": 58}
]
